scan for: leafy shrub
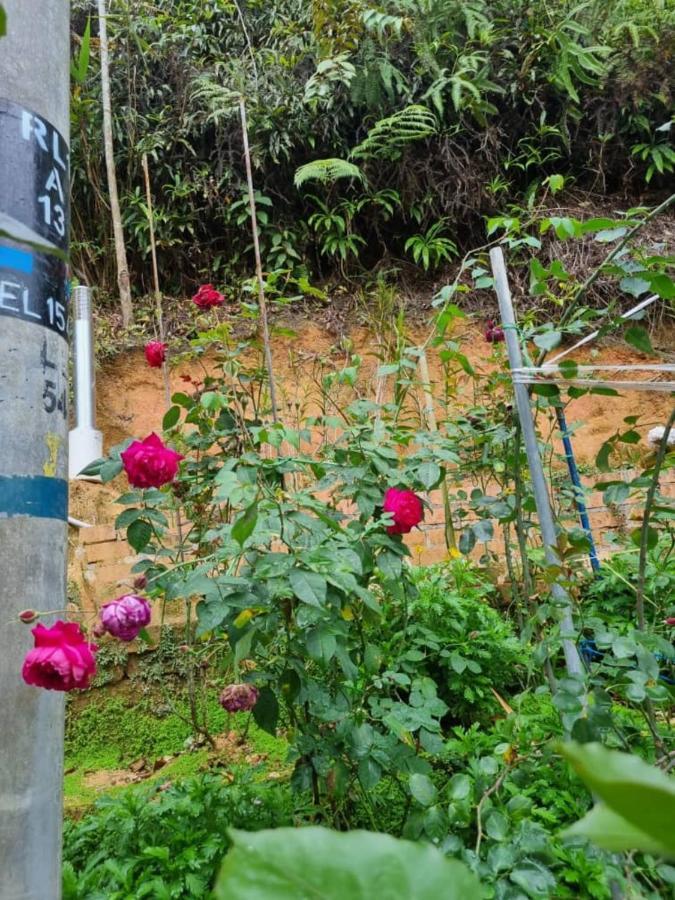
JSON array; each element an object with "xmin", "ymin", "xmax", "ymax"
[
  {"xmin": 63, "ymin": 775, "xmax": 293, "ymax": 899},
  {"xmin": 381, "ymin": 561, "xmax": 531, "ymax": 723}
]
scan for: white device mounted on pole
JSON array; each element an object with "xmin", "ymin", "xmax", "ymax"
[
  {"xmin": 489, "ymin": 248, "xmax": 584, "ymax": 679},
  {"xmin": 69, "ymin": 285, "xmax": 103, "ymax": 480}
]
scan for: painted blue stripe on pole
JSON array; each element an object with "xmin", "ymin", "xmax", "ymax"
[
  {"xmin": 0, "ymin": 476, "xmax": 68, "ymax": 520},
  {"xmin": 0, "ymin": 245, "xmax": 34, "ymax": 274}
]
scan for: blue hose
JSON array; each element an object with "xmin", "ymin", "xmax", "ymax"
[{"xmin": 555, "ymin": 407, "xmax": 601, "ymax": 572}]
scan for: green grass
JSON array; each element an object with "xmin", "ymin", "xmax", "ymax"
[{"xmin": 64, "ymin": 690, "xmax": 289, "ymax": 815}]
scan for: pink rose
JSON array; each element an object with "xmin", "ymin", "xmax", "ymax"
[
  {"xmin": 121, "ymin": 433, "xmax": 184, "ymax": 489},
  {"xmin": 22, "ymin": 621, "xmax": 97, "ymax": 692},
  {"xmin": 219, "ymin": 683, "xmax": 260, "ymax": 713},
  {"xmin": 383, "ymin": 487, "xmax": 424, "ymax": 535},
  {"xmin": 193, "ymin": 284, "xmax": 225, "ymax": 309},
  {"xmin": 144, "ymin": 341, "xmax": 167, "ymax": 368},
  {"xmin": 100, "ymin": 595, "xmax": 151, "ymax": 642}
]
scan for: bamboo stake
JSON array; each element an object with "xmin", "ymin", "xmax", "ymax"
[
  {"xmin": 97, "ymin": 0, "xmax": 133, "ymax": 326},
  {"xmin": 418, "ymin": 350, "xmax": 457, "ymax": 552},
  {"xmin": 141, "ymin": 153, "xmax": 171, "ymax": 409},
  {"xmin": 239, "ymin": 97, "xmax": 279, "ymax": 424}
]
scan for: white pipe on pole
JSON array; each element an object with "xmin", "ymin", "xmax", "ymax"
[
  {"xmin": 490, "ymin": 248, "xmax": 584, "ymax": 678},
  {"xmin": 69, "ymin": 286, "xmax": 103, "ymax": 479}
]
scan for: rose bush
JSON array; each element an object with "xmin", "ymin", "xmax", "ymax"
[{"xmin": 22, "ymin": 621, "xmax": 97, "ymax": 692}]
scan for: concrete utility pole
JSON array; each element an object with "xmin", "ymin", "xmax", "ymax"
[{"xmin": 0, "ymin": 2, "xmax": 71, "ymax": 898}]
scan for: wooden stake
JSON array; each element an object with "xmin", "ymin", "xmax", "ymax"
[
  {"xmin": 239, "ymin": 97, "xmax": 279, "ymax": 424},
  {"xmin": 418, "ymin": 350, "xmax": 457, "ymax": 552}
]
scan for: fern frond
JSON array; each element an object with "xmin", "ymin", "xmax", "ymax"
[
  {"xmin": 190, "ymin": 77, "xmax": 239, "ymax": 125},
  {"xmin": 294, "ymin": 158, "xmax": 365, "ymax": 189},
  {"xmin": 351, "ymin": 104, "xmax": 437, "ymax": 160}
]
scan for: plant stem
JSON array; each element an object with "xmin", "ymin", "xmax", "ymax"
[{"xmin": 636, "ymin": 406, "xmax": 675, "ymax": 630}]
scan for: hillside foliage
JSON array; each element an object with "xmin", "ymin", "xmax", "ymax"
[{"xmin": 71, "ymin": 0, "xmax": 674, "ymax": 295}]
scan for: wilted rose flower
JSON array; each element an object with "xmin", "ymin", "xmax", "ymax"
[
  {"xmin": 484, "ymin": 320, "xmax": 505, "ymax": 343},
  {"xmin": 383, "ymin": 487, "xmax": 424, "ymax": 535},
  {"xmin": 193, "ymin": 284, "xmax": 225, "ymax": 309},
  {"xmin": 100, "ymin": 595, "xmax": 151, "ymax": 642},
  {"xmin": 22, "ymin": 621, "xmax": 97, "ymax": 692},
  {"xmin": 219, "ymin": 683, "xmax": 260, "ymax": 713},
  {"xmin": 133, "ymin": 574, "xmax": 148, "ymax": 591},
  {"xmin": 144, "ymin": 341, "xmax": 167, "ymax": 368},
  {"xmin": 121, "ymin": 433, "xmax": 184, "ymax": 489}
]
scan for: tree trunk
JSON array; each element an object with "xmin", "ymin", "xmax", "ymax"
[{"xmin": 97, "ymin": 0, "xmax": 133, "ymax": 326}]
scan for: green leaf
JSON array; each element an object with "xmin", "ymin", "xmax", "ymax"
[
  {"xmin": 448, "ymin": 773, "xmax": 472, "ymax": 800},
  {"xmin": 459, "ymin": 528, "xmax": 476, "ymax": 555},
  {"xmin": 533, "ymin": 330, "xmax": 562, "ymax": 351},
  {"xmin": 650, "ymin": 273, "xmax": 675, "ymax": 300},
  {"xmin": 0, "ymin": 6, "xmax": 6, "ymax": 36},
  {"xmin": 101, "ymin": 459, "xmax": 124, "ymax": 483},
  {"xmin": 485, "ymin": 810, "xmax": 509, "ymax": 841},
  {"xmin": 559, "ymin": 742, "xmax": 675, "ymax": 857},
  {"xmin": 472, "ymin": 519, "xmax": 494, "ymax": 543},
  {"xmin": 252, "ymin": 687, "xmax": 279, "ymax": 735},
  {"xmin": 289, "ymin": 569, "xmax": 327, "ymax": 607},
  {"xmin": 377, "ymin": 550, "xmax": 402, "ymax": 580},
  {"xmin": 595, "ymin": 442, "xmax": 612, "ymax": 473},
  {"xmin": 624, "ymin": 324, "xmax": 653, "ymax": 354},
  {"xmin": 417, "ymin": 462, "xmax": 442, "ymax": 490},
  {"xmin": 306, "ymin": 625, "xmax": 336, "ymax": 663},
  {"xmin": 231, "ymin": 503, "xmax": 258, "ymax": 547},
  {"xmin": 409, "ymin": 773, "xmax": 437, "ymax": 807},
  {"xmin": 510, "ymin": 862, "xmax": 556, "ymax": 897},
  {"xmin": 215, "ymin": 827, "xmax": 481, "ymax": 900},
  {"xmin": 163, "ymin": 406, "xmax": 180, "ymax": 429},
  {"xmin": 127, "ymin": 519, "xmax": 153, "ymax": 552},
  {"xmin": 565, "ymin": 803, "xmax": 673, "ymax": 856}
]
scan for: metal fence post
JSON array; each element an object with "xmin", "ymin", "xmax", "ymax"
[{"xmin": 490, "ymin": 248, "xmax": 584, "ymax": 678}]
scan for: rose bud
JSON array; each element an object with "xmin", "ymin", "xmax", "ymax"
[{"xmin": 18, "ymin": 609, "xmax": 39, "ymax": 624}]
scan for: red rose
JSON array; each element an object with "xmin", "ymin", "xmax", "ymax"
[
  {"xmin": 144, "ymin": 341, "xmax": 167, "ymax": 368},
  {"xmin": 484, "ymin": 321, "xmax": 505, "ymax": 343},
  {"xmin": 193, "ymin": 284, "xmax": 225, "ymax": 309},
  {"xmin": 22, "ymin": 621, "xmax": 97, "ymax": 692},
  {"xmin": 665, "ymin": 617, "xmax": 675, "ymax": 626},
  {"xmin": 121, "ymin": 432, "xmax": 184, "ymax": 489},
  {"xmin": 383, "ymin": 487, "xmax": 424, "ymax": 535}
]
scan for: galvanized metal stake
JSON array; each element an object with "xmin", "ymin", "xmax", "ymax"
[
  {"xmin": 0, "ymin": 2, "xmax": 70, "ymax": 897},
  {"xmin": 490, "ymin": 248, "xmax": 584, "ymax": 678}
]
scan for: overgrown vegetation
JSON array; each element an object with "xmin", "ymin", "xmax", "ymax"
[{"xmin": 71, "ymin": 0, "xmax": 674, "ymax": 296}]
